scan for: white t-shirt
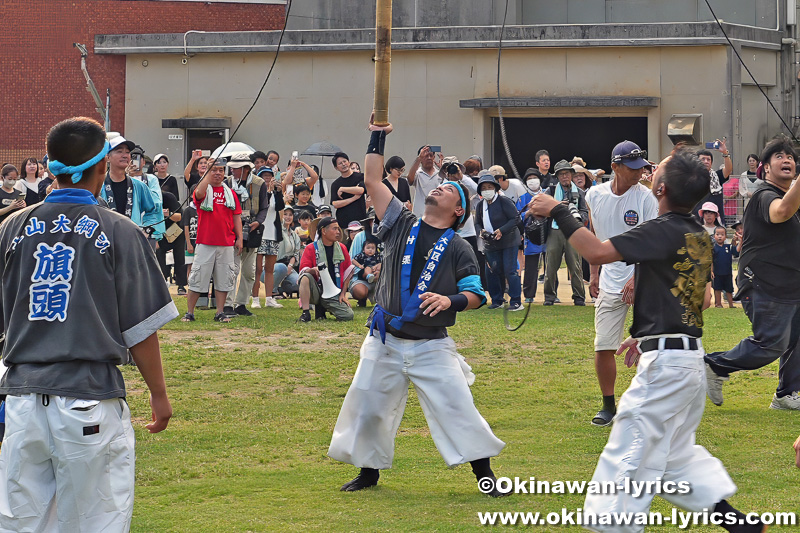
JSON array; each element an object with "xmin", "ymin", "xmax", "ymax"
[
  {"xmin": 585, "ymin": 181, "xmax": 658, "ymax": 294},
  {"xmin": 411, "ymin": 166, "xmax": 441, "ymax": 216},
  {"xmin": 501, "ymin": 178, "xmax": 526, "ymax": 204}
]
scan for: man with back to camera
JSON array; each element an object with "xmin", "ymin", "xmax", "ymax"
[
  {"xmin": 0, "ymin": 116, "xmax": 177, "ymax": 531},
  {"xmin": 328, "ymin": 115, "xmax": 506, "ymax": 497},
  {"xmin": 530, "ymin": 149, "xmax": 767, "ymax": 533},
  {"xmin": 584, "ymin": 141, "xmax": 658, "ymax": 426},
  {"xmin": 705, "ymin": 136, "xmax": 800, "ymax": 410}
]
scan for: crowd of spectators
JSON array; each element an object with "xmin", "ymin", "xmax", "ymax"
[{"xmin": 0, "ymin": 134, "xmax": 753, "ymax": 322}]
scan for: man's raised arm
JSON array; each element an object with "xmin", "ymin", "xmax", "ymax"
[{"xmin": 365, "ymin": 115, "xmax": 395, "ymax": 221}]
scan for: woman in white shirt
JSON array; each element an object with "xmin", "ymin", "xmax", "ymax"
[{"xmin": 17, "ymin": 157, "xmax": 42, "ymax": 205}]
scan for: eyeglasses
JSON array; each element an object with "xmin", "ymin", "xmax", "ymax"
[{"xmin": 611, "ymin": 149, "xmax": 647, "ymax": 164}]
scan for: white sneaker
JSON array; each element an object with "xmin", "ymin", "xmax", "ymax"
[
  {"xmin": 264, "ymin": 297, "xmax": 283, "ymax": 308},
  {"xmin": 705, "ymin": 363, "xmax": 728, "ymax": 406},
  {"xmin": 769, "ymin": 392, "xmax": 800, "ymax": 410},
  {"xmin": 250, "ymin": 297, "xmax": 261, "ymax": 309}
]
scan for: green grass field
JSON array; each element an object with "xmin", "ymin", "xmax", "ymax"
[{"xmin": 125, "ymin": 298, "xmax": 798, "ymax": 531}]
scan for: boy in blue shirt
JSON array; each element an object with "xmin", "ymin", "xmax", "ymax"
[{"xmin": 712, "ymin": 226, "xmax": 738, "ymax": 308}]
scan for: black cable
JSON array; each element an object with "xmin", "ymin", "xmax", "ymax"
[
  {"xmin": 143, "ymin": 0, "xmax": 293, "ymax": 230},
  {"xmin": 703, "ymin": 0, "xmax": 798, "ymax": 142}
]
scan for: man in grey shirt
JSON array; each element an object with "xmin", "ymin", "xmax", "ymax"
[{"xmin": 0, "ymin": 117, "xmax": 177, "ymax": 532}]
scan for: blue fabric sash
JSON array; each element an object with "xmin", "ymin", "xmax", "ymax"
[{"xmin": 369, "ymin": 222, "xmax": 456, "ymax": 343}]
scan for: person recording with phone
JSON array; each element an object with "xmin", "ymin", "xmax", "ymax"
[
  {"xmin": 127, "ymin": 148, "xmax": 165, "ymax": 251},
  {"xmin": 406, "ymin": 145, "xmax": 443, "ymax": 216},
  {"xmin": 694, "ymin": 137, "xmax": 732, "ymax": 226},
  {"xmin": 281, "ymin": 150, "xmax": 319, "ymax": 192},
  {"xmin": 100, "ymin": 136, "xmax": 160, "ymax": 245},
  {"xmin": 0, "ymin": 165, "xmax": 26, "ymax": 225}
]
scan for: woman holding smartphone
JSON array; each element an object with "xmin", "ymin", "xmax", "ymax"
[
  {"xmin": 0, "ymin": 165, "xmax": 26, "ymax": 225},
  {"xmin": 184, "ymin": 149, "xmax": 209, "ymax": 191}
]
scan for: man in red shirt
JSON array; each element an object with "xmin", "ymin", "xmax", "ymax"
[
  {"xmin": 298, "ymin": 217, "xmax": 355, "ymax": 322},
  {"xmin": 184, "ymin": 157, "xmax": 243, "ymax": 323}
]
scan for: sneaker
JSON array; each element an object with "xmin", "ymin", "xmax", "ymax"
[
  {"xmin": 487, "ymin": 302, "xmax": 504, "ymax": 310},
  {"xmin": 538, "ymin": 274, "xmax": 544, "ymax": 282},
  {"xmin": 264, "ymin": 297, "xmax": 284, "ymax": 308},
  {"xmin": 366, "ymin": 273, "xmax": 375, "ymax": 283},
  {"xmin": 508, "ymin": 302, "xmax": 524, "ymax": 312},
  {"xmin": 222, "ymin": 306, "xmax": 237, "ymax": 318},
  {"xmin": 769, "ymin": 391, "xmax": 800, "ymax": 410},
  {"xmin": 705, "ymin": 363, "xmax": 728, "ymax": 406},
  {"xmin": 299, "ymin": 309, "xmax": 312, "ymax": 323},
  {"xmin": 524, "ymin": 297, "xmax": 534, "ymax": 304},
  {"xmin": 591, "ymin": 409, "xmax": 615, "ymax": 427},
  {"xmin": 234, "ymin": 305, "xmax": 253, "ymax": 316},
  {"xmin": 176, "ymin": 286, "xmax": 187, "ymax": 296},
  {"xmin": 250, "ymin": 297, "xmax": 261, "ymax": 309},
  {"xmin": 574, "ymin": 300, "xmax": 586, "ymax": 306},
  {"xmin": 543, "ymin": 300, "xmax": 554, "ymax": 306},
  {"xmin": 554, "ymin": 297, "xmax": 561, "ymax": 304},
  {"xmin": 357, "ymin": 299, "xmax": 367, "ymax": 307}
]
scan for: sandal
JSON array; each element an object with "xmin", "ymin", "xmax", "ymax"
[
  {"xmin": 181, "ymin": 312, "xmax": 195, "ymax": 322},
  {"xmin": 214, "ymin": 313, "xmax": 232, "ymax": 323}
]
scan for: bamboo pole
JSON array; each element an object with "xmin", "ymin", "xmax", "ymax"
[{"xmin": 373, "ymin": 0, "xmax": 392, "ymax": 126}]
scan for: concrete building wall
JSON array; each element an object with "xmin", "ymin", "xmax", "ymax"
[
  {"xmin": 287, "ymin": 0, "xmax": 779, "ymax": 29},
  {"xmin": 123, "ymin": 43, "xmax": 775, "ymax": 183}
]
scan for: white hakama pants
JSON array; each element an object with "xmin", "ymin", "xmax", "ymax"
[
  {"xmin": 584, "ymin": 340, "xmax": 737, "ymax": 533},
  {"xmin": 328, "ymin": 333, "xmax": 505, "ymax": 469}
]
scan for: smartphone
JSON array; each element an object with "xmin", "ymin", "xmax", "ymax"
[
  {"xmin": 292, "ymin": 151, "xmax": 299, "ymax": 160},
  {"xmin": 131, "ymin": 154, "xmax": 142, "ymax": 170},
  {"xmin": 428, "ymin": 145, "xmax": 442, "ymax": 154},
  {"xmin": 193, "ymin": 149, "xmax": 202, "ymax": 158},
  {"xmin": 705, "ymin": 141, "xmax": 720, "ymax": 150},
  {"xmin": 17, "ymin": 191, "xmax": 26, "ymax": 200}
]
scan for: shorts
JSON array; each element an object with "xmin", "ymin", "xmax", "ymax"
[
  {"xmin": 594, "ymin": 289, "xmax": 630, "ymax": 351},
  {"xmin": 188, "ymin": 244, "xmax": 236, "ymax": 293},
  {"xmin": 712, "ymin": 274, "xmax": 734, "ymax": 293},
  {"xmin": 258, "ymin": 239, "xmax": 280, "ymax": 256},
  {"xmin": 349, "ymin": 277, "xmax": 376, "ymax": 300},
  {"xmin": 299, "ymin": 272, "xmax": 353, "ymax": 321}
]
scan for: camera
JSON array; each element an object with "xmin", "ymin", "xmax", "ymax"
[
  {"xmin": 481, "ymin": 229, "xmax": 496, "ymax": 242},
  {"xmin": 446, "ymin": 163, "xmax": 460, "ymax": 175},
  {"xmin": 705, "ymin": 141, "xmax": 721, "ymax": 150}
]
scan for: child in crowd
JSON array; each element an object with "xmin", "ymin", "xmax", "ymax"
[
  {"xmin": 731, "ymin": 219, "xmax": 743, "ymax": 253},
  {"xmin": 293, "ymin": 184, "xmax": 317, "ymax": 219},
  {"xmin": 699, "ymin": 201, "xmax": 722, "ymax": 235},
  {"xmin": 352, "ymin": 239, "xmax": 383, "ymax": 283},
  {"xmin": 0, "ymin": 164, "xmax": 26, "ymax": 225},
  {"xmin": 712, "ymin": 226, "xmax": 738, "ymax": 308},
  {"xmin": 296, "ymin": 210, "xmax": 313, "ymax": 246}
]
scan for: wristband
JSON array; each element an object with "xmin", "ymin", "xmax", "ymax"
[
  {"xmin": 448, "ymin": 293, "xmax": 469, "ymax": 312},
  {"xmin": 367, "ymin": 130, "xmax": 387, "ymax": 156},
  {"xmin": 550, "ymin": 203, "xmax": 584, "ymax": 240}
]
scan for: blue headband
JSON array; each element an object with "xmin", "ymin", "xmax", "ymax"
[
  {"xmin": 443, "ymin": 180, "xmax": 467, "ymax": 224},
  {"xmin": 48, "ymin": 140, "xmax": 111, "ymax": 184}
]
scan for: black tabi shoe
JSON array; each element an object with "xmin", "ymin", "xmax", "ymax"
[
  {"xmin": 591, "ymin": 409, "xmax": 615, "ymax": 427},
  {"xmin": 340, "ymin": 469, "xmax": 379, "ymax": 492}
]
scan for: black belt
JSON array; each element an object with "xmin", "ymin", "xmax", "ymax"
[{"xmin": 640, "ymin": 337, "xmax": 698, "ymax": 353}]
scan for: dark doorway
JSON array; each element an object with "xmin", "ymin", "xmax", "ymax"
[
  {"xmin": 185, "ymin": 128, "xmax": 228, "ymax": 161},
  {"xmin": 492, "ymin": 117, "xmax": 648, "ymax": 176}
]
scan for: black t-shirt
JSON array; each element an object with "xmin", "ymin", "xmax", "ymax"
[
  {"xmin": 324, "ymin": 244, "xmax": 335, "ymax": 280},
  {"xmin": 383, "ymin": 177, "xmax": 412, "ymax": 203},
  {"xmin": 610, "ymin": 212, "xmax": 712, "ymax": 339},
  {"xmin": 738, "ymin": 183, "xmax": 800, "ymax": 302},
  {"xmin": 293, "ymin": 202, "xmax": 317, "ymax": 220},
  {"xmin": 109, "ymin": 180, "xmax": 128, "ymax": 216},
  {"xmin": 0, "ymin": 189, "xmax": 23, "ymax": 225},
  {"xmin": 162, "ymin": 192, "xmax": 182, "ymax": 228},
  {"xmin": 158, "ymin": 175, "xmax": 180, "ymax": 202},
  {"xmin": 330, "ymin": 172, "xmax": 366, "ymax": 228},
  {"xmin": 182, "ymin": 205, "xmax": 198, "ymax": 248},
  {"xmin": 185, "ymin": 171, "xmax": 201, "ymax": 191}
]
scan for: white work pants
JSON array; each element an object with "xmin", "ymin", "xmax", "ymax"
[
  {"xmin": 328, "ymin": 333, "xmax": 505, "ymax": 469},
  {"xmin": 0, "ymin": 394, "xmax": 135, "ymax": 533},
  {"xmin": 584, "ymin": 340, "xmax": 737, "ymax": 533},
  {"xmin": 226, "ymin": 247, "xmax": 258, "ymax": 307}
]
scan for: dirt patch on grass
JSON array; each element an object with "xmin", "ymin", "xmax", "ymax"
[{"xmin": 158, "ymin": 328, "xmax": 357, "ymax": 355}]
